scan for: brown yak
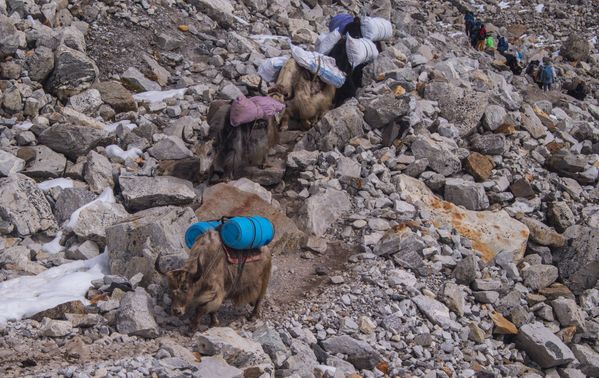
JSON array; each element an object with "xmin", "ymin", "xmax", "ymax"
[{"xmin": 165, "ymin": 230, "xmax": 272, "ymax": 328}]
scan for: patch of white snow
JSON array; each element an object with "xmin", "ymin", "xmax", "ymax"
[{"xmin": 38, "ymin": 178, "xmax": 74, "ymax": 192}]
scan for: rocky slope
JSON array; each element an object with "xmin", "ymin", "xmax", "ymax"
[{"xmin": 0, "ymin": 0, "xmax": 598, "ymax": 377}]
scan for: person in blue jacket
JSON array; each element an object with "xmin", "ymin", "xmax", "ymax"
[
  {"xmin": 539, "ymin": 57, "xmax": 556, "ymax": 91},
  {"xmin": 497, "ymin": 35, "xmax": 509, "ymax": 53}
]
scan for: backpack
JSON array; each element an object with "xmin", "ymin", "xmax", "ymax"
[{"xmin": 540, "ymin": 65, "xmax": 554, "ymax": 84}]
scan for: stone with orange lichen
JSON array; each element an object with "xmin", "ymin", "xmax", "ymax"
[{"xmin": 491, "ymin": 311, "xmax": 518, "ymax": 334}]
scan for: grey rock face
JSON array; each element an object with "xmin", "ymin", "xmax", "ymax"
[
  {"xmin": 121, "ymin": 67, "xmax": 161, "ymax": 92},
  {"xmin": 517, "ymin": 322, "xmax": 574, "ymax": 368},
  {"xmin": 482, "ymin": 105, "xmax": 507, "ymax": 131},
  {"xmin": 320, "ymin": 335, "xmax": 382, "ymax": 370},
  {"xmin": 444, "ymin": 178, "xmax": 489, "ymax": 211},
  {"xmin": 40, "ymin": 318, "xmax": 73, "ymax": 337},
  {"xmin": 67, "ymin": 200, "xmax": 129, "ymax": 245},
  {"xmin": 412, "ymin": 294, "xmax": 460, "ymax": 330},
  {"xmin": 148, "ymin": 136, "xmax": 193, "ymax": 160},
  {"xmin": 0, "ymin": 174, "xmax": 57, "ymax": 236},
  {"xmin": 27, "ymin": 46, "xmax": 54, "ymax": 82},
  {"xmin": 361, "ymin": 93, "xmax": 410, "ymax": 129},
  {"xmin": 298, "ymin": 100, "xmax": 364, "ymax": 152},
  {"xmin": 470, "ymin": 134, "xmax": 506, "ymax": 155},
  {"xmin": 0, "ymin": 15, "xmax": 22, "ymax": 59},
  {"xmin": 0, "ymin": 149, "xmax": 25, "ymax": 177},
  {"xmin": 106, "ymin": 206, "xmax": 196, "ymax": 286},
  {"xmin": 561, "ymin": 34, "xmax": 591, "ymax": 62},
  {"xmin": 116, "ymin": 287, "xmax": 159, "ymax": 339},
  {"xmin": 119, "ymin": 175, "xmax": 196, "ymax": 211},
  {"xmin": 571, "ymin": 344, "xmax": 599, "ymax": 377},
  {"xmin": 46, "ymin": 45, "xmax": 99, "ymax": 100},
  {"xmin": 411, "ymin": 135, "xmax": 461, "ymax": 176},
  {"xmin": 551, "ymin": 298, "xmax": 586, "ymax": 328},
  {"xmin": 454, "ymin": 255, "xmax": 478, "ymax": 285},
  {"xmin": 520, "ymin": 104, "xmax": 547, "ymax": 139},
  {"xmin": 54, "ymin": 188, "xmax": 96, "ymax": 224},
  {"xmin": 68, "ymin": 89, "xmax": 103, "ymax": 114},
  {"xmin": 39, "ymin": 123, "xmax": 113, "ymax": 160},
  {"xmin": 301, "ymin": 188, "xmax": 351, "ymax": 237},
  {"xmin": 19, "ymin": 146, "xmax": 66, "ymax": 180},
  {"xmin": 522, "ymin": 264, "xmax": 559, "ymax": 291},
  {"xmin": 84, "ymin": 151, "xmax": 114, "ymax": 193},
  {"xmin": 557, "ymin": 226, "xmax": 599, "ymax": 294}
]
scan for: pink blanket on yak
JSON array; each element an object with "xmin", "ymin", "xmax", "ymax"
[{"xmin": 229, "ymin": 95, "xmax": 285, "ymax": 127}]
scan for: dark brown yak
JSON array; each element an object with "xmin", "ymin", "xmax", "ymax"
[{"xmin": 165, "ymin": 230, "xmax": 272, "ymax": 328}]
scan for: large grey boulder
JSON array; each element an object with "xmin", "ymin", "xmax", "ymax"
[
  {"xmin": 301, "ymin": 188, "xmax": 351, "ymax": 237},
  {"xmin": 470, "ymin": 134, "xmax": 506, "ymax": 156},
  {"xmin": 557, "ymin": 226, "xmax": 599, "ymax": 294},
  {"xmin": 520, "ymin": 104, "xmax": 547, "ymax": 139},
  {"xmin": 39, "ymin": 124, "xmax": 112, "ymax": 160},
  {"xmin": 54, "ymin": 188, "xmax": 96, "ymax": 224},
  {"xmin": 517, "ymin": 322, "xmax": 574, "ymax": 368},
  {"xmin": 195, "ymin": 327, "xmax": 273, "ymax": 371},
  {"xmin": 119, "ymin": 175, "xmax": 196, "ymax": 211},
  {"xmin": 482, "ymin": 105, "xmax": 507, "ymax": 131},
  {"xmin": 551, "ymin": 298, "xmax": 586, "ymax": 328},
  {"xmin": 522, "ymin": 264, "xmax": 559, "ymax": 291},
  {"xmin": 0, "ymin": 149, "xmax": 24, "ymax": 177},
  {"xmin": 189, "ymin": 0, "xmax": 238, "ymax": 28},
  {"xmin": 561, "ymin": 34, "xmax": 591, "ymax": 62},
  {"xmin": 27, "ymin": 45, "xmax": 54, "ymax": 82},
  {"xmin": 46, "ymin": 45, "xmax": 99, "ymax": 100},
  {"xmin": 360, "ymin": 93, "xmax": 410, "ymax": 129},
  {"xmin": 195, "ymin": 357, "xmax": 243, "ymax": 377},
  {"xmin": 84, "ymin": 151, "xmax": 114, "ymax": 194},
  {"xmin": 0, "ymin": 15, "xmax": 23, "ymax": 59},
  {"xmin": 571, "ymin": 344, "xmax": 599, "ymax": 377},
  {"xmin": 297, "ymin": 100, "xmax": 364, "ymax": 152},
  {"xmin": 93, "ymin": 81, "xmax": 137, "ymax": 113},
  {"xmin": 424, "ymin": 81, "xmax": 488, "ymax": 136},
  {"xmin": 0, "ymin": 174, "xmax": 57, "ymax": 236},
  {"xmin": 107, "ymin": 206, "xmax": 197, "ymax": 286},
  {"xmin": 116, "ymin": 287, "xmax": 159, "ymax": 338},
  {"xmin": 66, "ymin": 197, "xmax": 129, "ymax": 245},
  {"xmin": 121, "ymin": 67, "xmax": 161, "ymax": 92},
  {"xmin": 444, "ymin": 178, "xmax": 489, "ymax": 211},
  {"xmin": 252, "ymin": 325, "xmax": 290, "ymax": 367},
  {"xmin": 411, "ymin": 135, "xmax": 461, "ymax": 176},
  {"xmin": 148, "ymin": 136, "xmax": 193, "ymax": 160},
  {"xmin": 412, "ymin": 294, "xmax": 461, "ymax": 330},
  {"xmin": 69, "ymin": 89, "xmax": 103, "ymax": 114},
  {"xmin": 19, "ymin": 146, "xmax": 66, "ymax": 180},
  {"xmin": 320, "ymin": 335, "xmax": 382, "ymax": 370}
]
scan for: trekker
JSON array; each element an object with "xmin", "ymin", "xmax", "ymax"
[
  {"xmin": 539, "ymin": 58, "xmax": 556, "ymax": 91},
  {"xmin": 485, "ymin": 34, "xmax": 495, "ymax": 49},
  {"xmin": 470, "ymin": 20, "xmax": 481, "ymax": 47},
  {"xmin": 464, "ymin": 12, "xmax": 475, "ymax": 36},
  {"xmin": 476, "ymin": 24, "xmax": 487, "ymax": 50},
  {"xmin": 497, "ymin": 35, "xmax": 508, "ymax": 53}
]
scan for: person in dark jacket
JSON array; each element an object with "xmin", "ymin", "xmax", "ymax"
[
  {"xmin": 464, "ymin": 12, "xmax": 475, "ymax": 36},
  {"xmin": 497, "ymin": 36, "xmax": 509, "ymax": 53}
]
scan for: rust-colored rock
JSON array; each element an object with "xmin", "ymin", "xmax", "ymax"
[
  {"xmin": 496, "ymin": 123, "xmax": 516, "ymax": 135},
  {"xmin": 30, "ymin": 301, "xmax": 86, "ymax": 321},
  {"xmin": 538, "ymin": 284, "xmax": 575, "ymax": 301},
  {"xmin": 465, "ymin": 152, "xmax": 495, "ymax": 181},
  {"xmin": 490, "ymin": 311, "xmax": 518, "ymax": 334}
]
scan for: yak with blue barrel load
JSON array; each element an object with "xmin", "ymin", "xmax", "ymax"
[{"xmin": 166, "ymin": 217, "xmax": 274, "ymax": 328}]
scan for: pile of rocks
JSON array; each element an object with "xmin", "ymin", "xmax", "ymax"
[{"xmin": 1, "ymin": 0, "xmax": 598, "ymax": 376}]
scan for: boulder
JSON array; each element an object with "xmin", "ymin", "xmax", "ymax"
[
  {"xmin": 0, "ymin": 174, "xmax": 57, "ymax": 236},
  {"xmin": 412, "ymin": 294, "xmax": 460, "ymax": 330},
  {"xmin": 195, "ymin": 327, "xmax": 272, "ymax": 371},
  {"xmin": 40, "ymin": 318, "xmax": 73, "ymax": 337},
  {"xmin": 546, "ymin": 150, "xmax": 588, "ymax": 179},
  {"xmin": 442, "ymin": 282, "xmax": 465, "ymax": 317},
  {"xmin": 196, "ymin": 183, "xmax": 303, "ymax": 255},
  {"xmin": 470, "ymin": 134, "xmax": 506, "ymax": 155},
  {"xmin": 30, "ymin": 301, "xmax": 86, "ymax": 321},
  {"xmin": 27, "ymin": 46, "xmax": 55, "ymax": 82},
  {"xmin": 297, "ymin": 100, "xmax": 364, "ymax": 152},
  {"xmin": 148, "ymin": 136, "xmax": 193, "ymax": 160},
  {"xmin": 518, "ymin": 216, "xmax": 565, "ymax": 248},
  {"xmin": 547, "ymin": 202, "xmax": 575, "ymax": 233},
  {"xmin": 571, "ymin": 344, "xmax": 599, "ymax": 377},
  {"xmin": 482, "ymin": 105, "xmax": 507, "ymax": 131},
  {"xmin": 0, "ymin": 245, "xmax": 46, "ymax": 275},
  {"xmin": 394, "ymin": 174, "xmax": 529, "ymax": 263},
  {"xmin": 121, "ymin": 67, "xmax": 161, "ymax": 92},
  {"xmin": 0, "ymin": 149, "xmax": 25, "ymax": 177},
  {"xmin": 54, "ymin": 188, "xmax": 96, "ymax": 224},
  {"xmin": 46, "ymin": 45, "xmax": 99, "ymax": 100},
  {"xmin": 517, "ymin": 322, "xmax": 574, "ymax": 368},
  {"xmin": 107, "ymin": 206, "xmax": 197, "ymax": 286},
  {"xmin": 286, "ymin": 150, "xmax": 319, "ymax": 170},
  {"xmin": 93, "ymin": 81, "xmax": 137, "ymax": 113},
  {"xmin": 411, "ymin": 135, "xmax": 461, "ymax": 176},
  {"xmin": 18, "ymin": 146, "xmax": 66, "ymax": 180},
  {"xmin": 522, "ymin": 264, "xmax": 559, "ymax": 291},
  {"xmin": 301, "ymin": 188, "xmax": 351, "ymax": 237},
  {"xmin": 454, "ymin": 255, "xmax": 478, "ymax": 285},
  {"xmin": 374, "ymin": 227, "xmax": 425, "ymax": 273},
  {"xmin": 360, "ymin": 93, "xmax": 410, "ymax": 128},
  {"xmin": 557, "ymin": 226, "xmax": 599, "ymax": 294},
  {"xmin": 320, "ymin": 335, "xmax": 382, "ymax": 370},
  {"xmin": 119, "ymin": 175, "xmax": 196, "ymax": 211},
  {"xmin": 561, "ymin": 34, "xmax": 591, "ymax": 62},
  {"xmin": 68, "ymin": 89, "xmax": 103, "ymax": 114},
  {"xmin": 465, "ymin": 152, "xmax": 494, "ymax": 181},
  {"xmin": 551, "ymin": 298, "xmax": 586, "ymax": 328},
  {"xmin": 84, "ymin": 151, "xmax": 114, "ymax": 193},
  {"xmin": 520, "ymin": 104, "xmax": 547, "ymax": 139},
  {"xmin": 424, "ymin": 81, "xmax": 488, "ymax": 136},
  {"xmin": 67, "ymin": 198, "xmax": 129, "ymax": 245},
  {"xmin": 510, "ymin": 178, "xmax": 535, "ymax": 198},
  {"xmin": 39, "ymin": 123, "xmax": 112, "ymax": 160},
  {"xmin": 0, "ymin": 15, "xmax": 22, "ymax": 59},
  {"xmin": 189, "ymin": 0, "xmax": 238, "ymax": 28},
  {"xmin": 116, "ymin": 287, "xmax": 159, "ymax": 338},
  {"xmin": 195, "ymin": 356, "xmax": 243, "ymax": 377},
  {"xmin": 444, "ymin": 178, "xmax": 489, "ymax": 211}
]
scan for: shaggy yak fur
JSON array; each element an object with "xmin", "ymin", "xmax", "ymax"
[
  {"xmin": 270, "ymin": 58, "xmax": 336, "ymax": 131},
  {"xmin": 207, "ymin": 99, "xmax": 277, "ymax": 180},
  {"xmin": 166, "ymin": 230, "xmax": 272, "ymax": 328}
]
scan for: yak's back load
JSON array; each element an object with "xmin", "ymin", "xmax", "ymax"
[
  {"xmin": 361, "ymin": 16, "xmax": 393, "ymax": 41},
  {"xmin": 329, "ymin": 13, "xmax": 353, "ymax": 34},
  {"xmin": 346, "ymin": 35, "xmax": 379, "ymax": 69},
  {"xmin": 185, "ymin": 216, "xmax": 275, "ymax": 250},
  {"xmin": 290, "ymin": 45, "xmax": 346, "ymax": 88},
  {"xmin": 315, "ymin": 29, "xmax": 342, "ymax": 55},
  {"xmin": 229, "ymin": 95, "xmax": 285, "ymax": 127}
]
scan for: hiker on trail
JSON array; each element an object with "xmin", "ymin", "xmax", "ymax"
[
  {"xmin": 465, "ymin": 12, "xmax": 475, "ymax": 36},
  {"xmin": 502, "ymin": 51, "xmax": 523, "ymax": 75},
  {"xmin": 485, "ymin": 33, "xmax": 495, "ymax": 50},
  {"xmin": 470, "ymin": 20, "xmax": 481, "ymax": 47},
  {"xmin": 539, "ymin": 58, "xmax": 556, "ymax": 91},
  {"xmin": 497, "ymin": 35, "xmax": 509, "ymax": 53},
  {"xmin": 476, "ymin": 24, "xmax": 487, "ymax": 50}
]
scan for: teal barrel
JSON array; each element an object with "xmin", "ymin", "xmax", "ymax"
[
  {"xmin": 220, "ymin": 216, "xmax": 275, "ymax": 250},
  {"xmin": 185, "ymin": 221, "xmax": 221, "ymax": 249}
]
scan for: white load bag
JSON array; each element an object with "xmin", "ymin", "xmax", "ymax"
[
  {"xmin": 361, "ymin": 16, "xmax": 393, "ymax": 41},
  {"xmin": 315, "ymin": 29, "xmax": 342, "ymax": 55},
  {"xmin": 257, "ymin": 56, "xmax": 290, "ymax": 83},
  {"xmin": 290, "ymin": 45, "xmax": 346, "ymax": 88},
  {"xmin": 346, "ymin": 35, "xmax": 379, "ymax": 69}
]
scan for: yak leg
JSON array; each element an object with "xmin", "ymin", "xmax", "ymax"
[{"xmin": 209, "ymin": 312, "xmax": 220, "ymax": 327}]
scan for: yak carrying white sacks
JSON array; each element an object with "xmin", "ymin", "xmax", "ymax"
[
  {"xmin": 290, "ymin": 45, "xmax": 346, "ymax": 88},
  {"xmin": 315, "ymin": 29, "xmax": 342, "ymax": 55},
  {"xmin": 346, "ymin": 35, "xmax": 379, "ymax": 69},
  {"xmin": 258, "ymin": 56, "xmax": 290, "ymax": 83},
  {"xmin": 361, "ymin": 16, "xmax": 393, "ymax": 41}
]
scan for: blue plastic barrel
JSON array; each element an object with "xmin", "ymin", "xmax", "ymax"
[
  {"xmin": 220, "ymin": 216, "xmax": 275, "ymax": 250},
  {"xmin": 185, "ymin": 221, "xmax": 221, "ymax": 249}
]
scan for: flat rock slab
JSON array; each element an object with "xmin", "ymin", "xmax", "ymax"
[
  {"xmin": 119, "ymin": 175, "xmax": 196, "ymax": 211},
  {"xmin": 517, "ymin": 322, "xmax": 574, "ymax": 368},
  {"xmin": 395, "ymin": 174, "xmax": 529, "ymax": 263},
  {"xmin": 196, "ymin": 183, "xmax": 303, "ymax": 254}
]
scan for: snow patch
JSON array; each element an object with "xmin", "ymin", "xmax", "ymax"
[
  {"xmin": 535, "ymin": 4, "xmax": 544, "ymax": 13},
  {"xmin": 498, "ymin": 1, "xmax": 510, "ymax": 9},
  {"xmin": 14, "ymin": 121, "xmax": 33, "ymax": 131},
  {"xmin": 133, "ymin": 88, "xmax": 187, "ymax": 105},
  {"xmin": 38, "ymin": 178, "xmax": 74, "ymax": 192},
  {"xmin": 42, "ymin": 231, "xmax": 64, "ymax": 254},
  {"xmin": 0, "ymin": 253, "xmax": 108, "ymax": 324},
  {"xmin": 65, "ymin": 188, "xmax": 115, "ymax": 230},
  {"xmin": 105, "ymin": 145, "xmax": 143, "ymax": 162},
  {"xmin": 104, "ymin": 120, "xmax": 137, "ymax": 134}
]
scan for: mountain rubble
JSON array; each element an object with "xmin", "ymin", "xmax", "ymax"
[{"xmin": 0, "ymin": 0, "xmax": 598, "ymax": 377}]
